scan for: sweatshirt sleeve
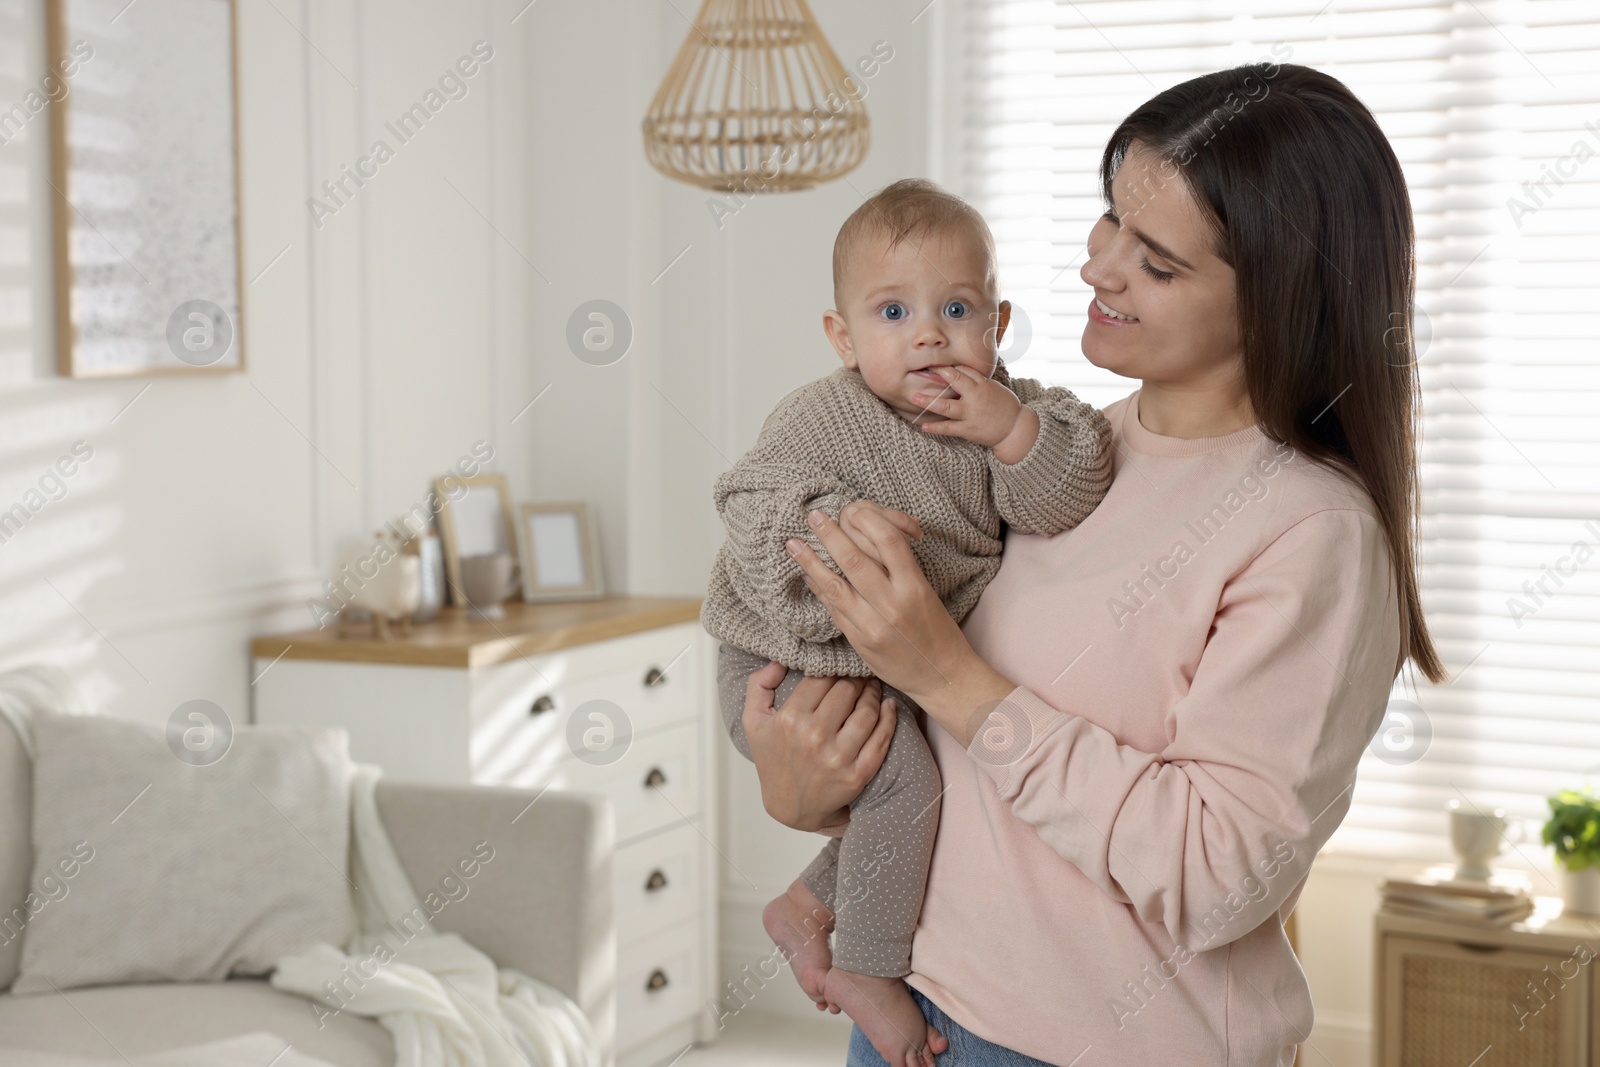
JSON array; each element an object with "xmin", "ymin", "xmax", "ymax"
[
  {"xmin": 987, "ymin": 376, "xmax": 1114, "ymax": 536},
  {"xmin": 713, "ymin": 458, "xmax": 860, "ymax": 644},
  {"xmin": 965, "ymin": 508, "xmax": 1399, "ymax": 951}
]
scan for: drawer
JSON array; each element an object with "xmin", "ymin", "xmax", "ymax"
[
  {"xmin": 617, "ymin": 922, "xmax": 700, "ymax": 1052},
  {"xmin": 613, "ymin": 821, "xmax": 701, "ymax": 946},
  {"xmin": 485, "ymin": 721, "xmax": 702, "ymax": 842},
  {"xmin": 469, "ymin": 630, "xmax": 701, "ymax": 781}
]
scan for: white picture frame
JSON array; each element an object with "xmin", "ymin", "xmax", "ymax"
[{"xmin": 516, "ymin": 502, "xmax": 604, "ymax": 602}]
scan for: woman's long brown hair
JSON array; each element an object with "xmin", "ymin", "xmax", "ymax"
[{"xmin": 1101, "ymin": 63, "xmax": 1446, "ymax": 683}]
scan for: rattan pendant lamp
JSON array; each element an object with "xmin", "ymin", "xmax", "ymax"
[{"xmin": 642, "ymin": 0, "xmax": 870, "ymax": 193}]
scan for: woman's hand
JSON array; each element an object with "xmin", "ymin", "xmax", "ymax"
[
  {"xmin": 785, "ymin": 504, "xmax": 1017, "ymax": 743},
  {"xmin": 841, "ymin": 498, "xmax": 925, "ymax": 545},
  {"xmin": 742, "ymin": 660, "xmax": 897, "ymax": 832}
]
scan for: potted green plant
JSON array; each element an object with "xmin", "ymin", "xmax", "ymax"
[{"xmin": 1542, "ymin": 787, "xmax": 1600, "ymax": 916}]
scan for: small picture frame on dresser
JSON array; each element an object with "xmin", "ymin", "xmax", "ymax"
[
  {"xmin": 434, "ymin": 473, "xmax": 518, "ymax": 605},
  {"xmin": 516, "ymin": 502, "xmax": 604, "ymax": 602}
]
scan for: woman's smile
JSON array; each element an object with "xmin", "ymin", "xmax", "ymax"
[{"xmin": 1088, "ymin": 296, "xmax": 1140, "ymax": 325}]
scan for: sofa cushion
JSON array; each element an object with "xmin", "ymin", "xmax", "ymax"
[
  {"xmin": 0, "ymin": 664, "xmax": 87, "ymax": 991},
  {"xmin": 12, "ymin": 710, "xmax": 355, "ymax": 994},
  {"xmin": 0, "ymin": 978, "xmax": 391, "ymax": 1065}
]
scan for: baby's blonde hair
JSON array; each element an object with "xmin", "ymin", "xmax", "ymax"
[{"xmin": 832, "ymin": 178, "xmax": 999, "ymax": 308}]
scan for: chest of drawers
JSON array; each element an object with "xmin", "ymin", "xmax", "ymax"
[{"xmin": 250, "ymin": 597, "xmax": 720, "ymax": 1067}]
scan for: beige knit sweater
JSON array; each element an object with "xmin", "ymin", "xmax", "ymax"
[{"xmin": 702, "ymin": 363, "xmax": 1113, "ymax": 677}]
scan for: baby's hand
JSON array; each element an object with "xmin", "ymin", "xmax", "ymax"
[{"xmin": 911, "ymin": 365, "xmax": 1039, "ymax": 463}]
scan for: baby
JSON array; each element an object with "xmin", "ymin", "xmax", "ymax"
[{"xmin": 701, "ymin": 179, "xmax": 1112, "ymax": 1067}]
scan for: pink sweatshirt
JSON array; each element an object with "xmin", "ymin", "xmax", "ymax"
[{"xmin": 906, "ymin": 391, "xmax": 1402, "ymax": 1066}]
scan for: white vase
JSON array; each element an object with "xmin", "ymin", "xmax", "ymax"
[
  {"xmin": 1561, "ymin": 866, "xmax": 1600, "ymax": 917},
  {"xmin": 412, "ymin": 532, "xmax": 445, "ymax": 622}
]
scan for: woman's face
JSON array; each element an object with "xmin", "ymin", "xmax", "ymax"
[{"xmin": 1080, "ymin": 143, "xmax": 1243, "ymax": 386}]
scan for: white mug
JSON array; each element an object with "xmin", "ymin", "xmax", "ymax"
[
  {"xmin": 461, "ymin": 552, "xmax": 515, "ymax": 619},
  {"xmin": 1447, "ymin": 798, "xmax": 1524, "ymax": 879}
]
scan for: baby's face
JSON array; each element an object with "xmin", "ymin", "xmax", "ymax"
[{"xmin": 824, "ymin": 229, "xmax": 1008, "ymax": 423}]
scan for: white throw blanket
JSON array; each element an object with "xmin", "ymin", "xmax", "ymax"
[
  {"xmin": 0, "ymin": 667, "xmax": 598, "ymax": 1067},
  {"xmin": 270, "ymin": 763, "xmax": 598, "ymax": 1067}
]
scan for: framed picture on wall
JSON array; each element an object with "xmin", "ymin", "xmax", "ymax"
[
  {"xmin": 434, "ymin": 473, "xmax": 518, "ymax": 605},
  {"xmin": 516, "ymin": 502, "xmax": 604, "ymax": 602},
  {"xmin": 47, "ymin": 0, "xmax": 245, "ymax": 377}
]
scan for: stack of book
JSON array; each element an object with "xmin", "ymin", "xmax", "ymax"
[{"xmin": 1381, "ymin": 865, "xmax": 1535, "ymax": 926}]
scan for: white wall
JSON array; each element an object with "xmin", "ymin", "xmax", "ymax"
[
  {"xmin": 0, "ymin": 0, "xmax": 646, "ymax": 726},
  {"xmin": 2, "ymin": 0, "xmax": 335, "ymax": 722}
]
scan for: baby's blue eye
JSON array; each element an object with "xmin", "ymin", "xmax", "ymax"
[
  {"xmin": 881, "ymin": 303, "xmax": 906, "ymax": 321},
  {"xmin": 945, "ymin": 301, "xmax": 969, "ymax": 319}
]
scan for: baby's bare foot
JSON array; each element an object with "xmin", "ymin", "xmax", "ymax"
[
  {"xmin": 823, "ymin": 969, "xmax": 947, "ymax": 1067},
  {"xmin": 761, "ymin": 879, "xmax": 835, "ymax": 1007}
]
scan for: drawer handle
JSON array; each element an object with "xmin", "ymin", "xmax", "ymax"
[
  {"xmin": 1454, "ymin": 941, "xmax": 1504, "ymax": 954},
  {"xmin": 643, "ymin": 766, "xmax": 667, "ymax": 789},
  {"xmin": 645, "ymin": 869, "xmax": 668, "ymax": 892},
  {"xmin": 643, "ymin": 666, "xmax": 666, "ymax": 687},
  {"xmin": 645, "ymin": 968, "xmax": 669, "ymax": 992},
  {"xmin": 529, "ymin": 695, "xmax": 555, "ymax": 715}
]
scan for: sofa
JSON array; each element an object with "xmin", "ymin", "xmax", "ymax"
[{"xmin": 0, "ymin": 703, "xmax": 617, "ymax": 1066}]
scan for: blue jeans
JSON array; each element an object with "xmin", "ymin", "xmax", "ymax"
[{"xmin": 846, "ymin": 986, "xmax": 1055, "ymax": 1066}]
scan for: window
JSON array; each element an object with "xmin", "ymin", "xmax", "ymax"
[{"xmin": 943, "ymin": 0, "xmax": 1600, "ymax": 861}]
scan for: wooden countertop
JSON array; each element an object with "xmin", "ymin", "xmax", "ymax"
[{"xmin": 250, "ymin": 595, "xmax": 704, "ymax": 669}]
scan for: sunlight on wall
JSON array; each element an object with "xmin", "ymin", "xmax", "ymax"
[{"xmin": 0, "ymin": 0, "xmax": 138, "ymax": 716}]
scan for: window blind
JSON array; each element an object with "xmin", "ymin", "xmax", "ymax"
[{"xmin": 946, "ymin": 0, "xmax": 1600, "ymax": 862}]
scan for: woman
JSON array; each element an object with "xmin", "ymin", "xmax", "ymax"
[{"xmin": 739, "ymin": 64, "xmax": 1445, "ymax": 1066}]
